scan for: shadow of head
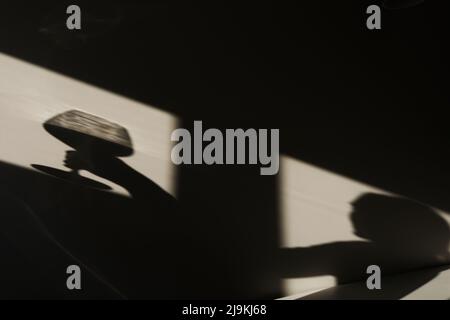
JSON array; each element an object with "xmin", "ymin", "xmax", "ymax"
[
  {"xmin": 32, "ymin": 110, "xmax": 134, "ymax": 190},
  {"xmin": 44, "ymin": 110, "xmax": 133, "ymax": 157},
  {"xmin": 351, "ymin": 193, "xmax": 450, "ymax": 257}
]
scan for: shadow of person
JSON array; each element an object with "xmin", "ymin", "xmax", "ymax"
[
  {"xmin": 12, "ymin": 111, "xmax": 181, "ymax": 298},
  {"xmin": 9, "ymin": 148, "xmax": 178, "ymax": 299},
  {"xmin": 0, "ymin": 185, "xmax": 125, "ymax": 299},
  {"xmin": 60, "ymin": 149, "xmax": 179, "ymax": 297},
  {"xmin": 32, "ymin": 109, "xmax": 133, "ymax": 191},
  {"xmin": 279, "ymin": 193, "xmax": 450, "ymax": 299}
]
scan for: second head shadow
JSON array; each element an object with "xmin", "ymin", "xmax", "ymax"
[{"xmin": 280, "ymin": 192, "xmax": 450, "ymax": 299}]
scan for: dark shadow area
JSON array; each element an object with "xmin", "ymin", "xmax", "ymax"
[
  {"xmin": 174, "ymin": 119, "xmax": 281, "ymax": 299},
  {"xmin": 1, "ymin": 1, "xmax": 450, "ymax": 299},
  {"xmin": 0, "ymin": 153, "xmax": 178, "ymax": 298},
  {"xmin": 0, "ymin": 143, "xmax": 280, "ymax": 299},
  {"xmin": 280, "ymin": 193, "xmax": 450, "ymax": 299},
  {"xmin": 383, "ymin": 0, "xmax": 426, "ymax": 10},
  {"xmin": 2, "ymin": 1, "xmax": 450, "ymax": 213},
  {"xmin": 0, "ymin": 184, "xmax": 123, "ymax": 299}
]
